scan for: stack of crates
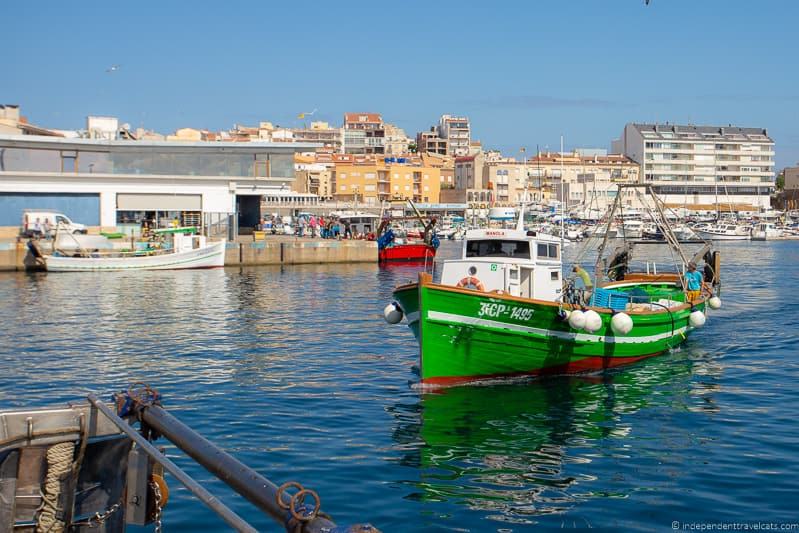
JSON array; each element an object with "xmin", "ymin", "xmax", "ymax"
[{"xmin": 590, "ymin": 287, "xmax": 630, "ymax": 311}]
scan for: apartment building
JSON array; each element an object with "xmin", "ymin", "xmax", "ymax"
[
  {"xmin": 453, "ymin": 151, "xmax": 638, "ymax": 210},
  {"xmin": 785, "ymin": 166, "xmax": 799, "ymax": 190},
  {"xmin": 615, "ymin": 123, "xmax": 775, "ymax": 211},
  {"xmin": 383, "ymin": 123, "xmax": 412, "ymax": 155},
  {"xmin": 292, "ymin": 121, "xmax": 343, "ymax": 152},
  {"xmin": 416, "ymin": 128, "xmax": 448, "ymax": 156},
  {"xmin": 437, "ymin": 115, "xmax": 470, "ymax": 156},
  {"xmin": 420, "ymin": 153, "xmax": 455, "ymax": 189},
  {"xmin": 343, "ymin": 113, "xmax": 385, "ymax": 154},
  {"xmin": 331, "ymin": 155, "xmax": 441, "ymax": 205},
  {"xmin": 528, "ymin": 152, "xmax": 640, "ymax": 211}
]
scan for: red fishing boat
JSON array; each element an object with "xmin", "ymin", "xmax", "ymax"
[
  {"xmin": 378, "ymin": 242, "xmax": 436, "ymax": 262},
  {"xmin": 377, "ymin": 200, "xmax": 439, "ymax": 263}
]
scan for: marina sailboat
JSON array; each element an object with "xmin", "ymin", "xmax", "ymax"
[{"xmin": 384, "ymin": 185, "xmax": 722, "ymax": 387}]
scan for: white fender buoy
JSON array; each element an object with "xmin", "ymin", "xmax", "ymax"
[
  {"xmin": 689, "ymin": 310, "xmax": 706, "ymax": 328},
  {"xmin": 708, "ymin": 296, "xmax": 722, "ymax": 310},
  {"xmin": 384, "ymin": 302, "xmax": 404, "ymax": 324},
  {"xmin": 568, "ymin": 310, "xmax": 586, "ymax": 330},
  {"xmin": 583, "ymin": 310, "xmax": 603, "ymax": 333},
  {"xmin": 610, "ymin": 312, "xmax": 634, "ymax": 335}
]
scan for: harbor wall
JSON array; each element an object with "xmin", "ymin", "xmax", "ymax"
[{"xmin": 0, "ymin": 239, "xmax": 378, "ymax": 271}]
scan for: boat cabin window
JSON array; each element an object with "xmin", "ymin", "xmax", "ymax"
[
  {"xmin": 537, "ymin": 243, "xmax": 559, "ymax": 259},
  {"xmin": 466, "ymin": 239, "xmax": 530, "ymax": 258}
]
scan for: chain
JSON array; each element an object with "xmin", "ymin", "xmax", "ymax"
[
  {"xmin": 151, "ymin": 480, "xmax": 163, "ymax": 533},
  {"xmin": 70, "ymin": 500, "xmax": 122, "ymax": 528}
]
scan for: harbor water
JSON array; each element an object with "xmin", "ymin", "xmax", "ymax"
[{"xmin": 1, "ymin": 240, "xmax": 798, "ymax": 531}]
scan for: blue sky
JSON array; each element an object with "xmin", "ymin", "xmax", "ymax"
[{"xmin": 3, "ymin": 0, "xmax": 798, "ymax": 168}]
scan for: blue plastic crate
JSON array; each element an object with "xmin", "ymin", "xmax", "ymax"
[{"xmin": 590, "ymin": 288, "xmax": 629, "ymax": 311}]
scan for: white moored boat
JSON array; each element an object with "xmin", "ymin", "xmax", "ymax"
[
  {"xmin": 750, "ymin": 222, "xmax": 782, "ymax": 241},
  {"xmin": 694, "ymin": 223, "xmax": 751, "ymax": 241},
  {"xmin": 41, "ymin": 229, "xmax": 225, "ymax": 272}
]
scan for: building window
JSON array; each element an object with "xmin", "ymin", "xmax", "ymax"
[{"xmin": 61, "ymin": 151, "xmax": 77, "ymax": 173}]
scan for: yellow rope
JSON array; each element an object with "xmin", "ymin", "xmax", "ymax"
[{"xmin": 36, "ymin": 441, "xmax": 75, "ymax": 533}]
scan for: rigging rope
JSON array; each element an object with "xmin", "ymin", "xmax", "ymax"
[
  {"xmin": 36, "ymin": 441, "xmax": 75, "ymax": 533},
  {"xmin": 568, "ymin": 204, "xmax": 614, "ymax": 277}
]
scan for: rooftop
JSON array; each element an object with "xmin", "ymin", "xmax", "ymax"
[
  {"xmin": 0, "ymin": 134, "xmax": 321, "ymax": 152},
  {"xmin": 343, "ymin": 113, "xmax": 382, "ymax": 124},
  {"xmin": 632, "ymin": 123, "xmax": 772, "ymax": 142}
]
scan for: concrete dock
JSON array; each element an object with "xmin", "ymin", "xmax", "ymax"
[{"xmin": 0, "ymin": 236, "xmax": 378, "ymax": 271}]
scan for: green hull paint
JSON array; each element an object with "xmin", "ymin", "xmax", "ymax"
[{"xmin": 393, "ymin": 281, "xmax": 704, "ymax": 384}]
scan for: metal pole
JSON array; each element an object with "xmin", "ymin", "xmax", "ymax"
[
  {"xmin": 140, "ymin": 405, "xmax": 339, "ymax": 533},
  {"xmin": 86, "ymin": 394, "xmax": 258, "ymax": 533}
]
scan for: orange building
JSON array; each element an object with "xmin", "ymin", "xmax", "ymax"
[{"xmin": 331, "ymin": 155, "xmax": 441, "ymax": 205}]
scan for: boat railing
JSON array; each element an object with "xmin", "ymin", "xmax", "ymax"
[
  {"xmin": 53, "ymin": 246, "xmax": 175, "ymax": 258},
  {"xmin": 0, "ymin": 386, "xmax": 379, "ymax": 533}
]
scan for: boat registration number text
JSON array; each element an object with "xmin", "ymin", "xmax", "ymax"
[{"xmin": 478, "ymin": 302, "xmax": 534, "ymax": 321}]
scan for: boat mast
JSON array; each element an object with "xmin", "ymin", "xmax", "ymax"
[
  {"xmin": 594, "ymin": 190, "xmax": 621, "ymax": 284},
  {"xmin": 560, "ymin": 136, "xmax": 565, "ymax": 247},
  {"xmin": 646, "ymin": 185, "xmax": 690, "ymax": 267}
]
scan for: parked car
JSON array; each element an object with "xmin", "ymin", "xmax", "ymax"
[{"xmin": 22, "ymin": 210, "xmax": 87, "ymax": 237}]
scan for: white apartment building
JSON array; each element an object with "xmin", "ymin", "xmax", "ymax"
[
  {"xmin": 615, "ymin": 123, "xmax": 775, "ymax": 211},
  {"xmin": 437, "ymin": 115, "xmax": 470, "ymax": 157}
]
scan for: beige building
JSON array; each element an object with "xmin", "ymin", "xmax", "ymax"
[
  {"xmin": 383, "ymin": 123, "xmax": 412, "ymax": 155},
  {"xmin": 1, "ymin": 105, "xmax": 63, "ymax": 137},
  {"xmin": 166, "ymin": 127, "xmax": 203, "ymax": 142},
  {"xmin": 529, "ymin": 152, "xmax": 640, "ymax": 211},
  {"xmin": 454, "ymin": 151, "xmax": 639, "ymax": 211},
  {"xmin": 785, "ymin": 165, "xmax": 799, "ymax": 190},
  {"xmin": 292, "ymin": 121, "xmax": 343, "ymax": 152}
]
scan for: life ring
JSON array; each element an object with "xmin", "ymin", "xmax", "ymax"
[{"xmin": 457, "ymin": 276, "xmax": 486, "ymax": 291}]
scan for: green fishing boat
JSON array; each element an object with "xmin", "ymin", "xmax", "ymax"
[{"xmin": 384, "ymin": 185, "xmax": 722, "ymax": 387}]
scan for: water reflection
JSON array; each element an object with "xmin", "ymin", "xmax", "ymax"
[{"xmin": 389, "ymin": 355, "xmax": 710, "ymax": 525}]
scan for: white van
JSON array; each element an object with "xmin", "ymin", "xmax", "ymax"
[{"xmin": 22, "ymin": 210, "xmax": 87, "ymax": 237}]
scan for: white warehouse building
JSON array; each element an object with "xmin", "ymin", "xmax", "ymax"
[
  {"xmin": 0, "ymin": 135, "xmax": 319, "ymax": 237},
  {"xmin": 613, "ymin": 123, "xmax": 775, "ymax": 212}
]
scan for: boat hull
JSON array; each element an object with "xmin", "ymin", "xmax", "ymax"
[
  {"xmin": 44, "ymin": 240, "xmax": 226, "ymax": 271},
  {"xmin": 393, "ymin": 273, "xmax": 703, "ymax": 386},
  {"xmin": 695, "ymin": 230, "xmax": 749, "ymax": 241},
  {"xmin": 379, "ymin": 243, "xmax": 436, "ymax": 263}
]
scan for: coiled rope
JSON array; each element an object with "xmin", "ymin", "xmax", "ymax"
[{"xmin": 36, "ymin": 441, "xmax": 75, "ymax": 533}]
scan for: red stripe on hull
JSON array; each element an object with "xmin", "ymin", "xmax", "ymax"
[{"xmin": 421, "ymin": 351, "xmax": 665, "ymax": 387}]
